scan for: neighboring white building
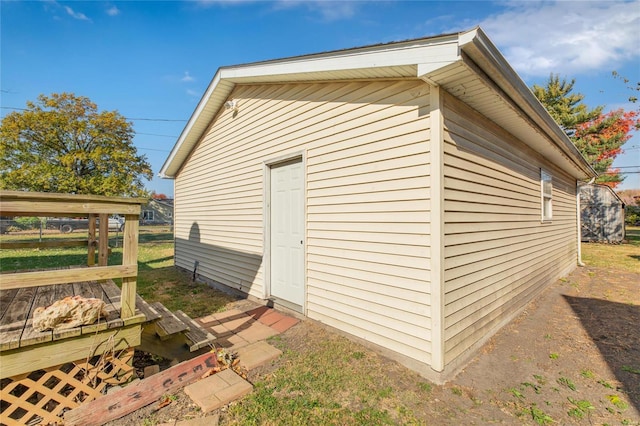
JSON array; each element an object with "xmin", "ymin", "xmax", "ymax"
[
  {"xmin": 141, "ymin": 199, "xmax": 174, "ymax": 226},
  {"xmin": 160, "ymin": 27, "xmax": 596, "ymax": 381}
]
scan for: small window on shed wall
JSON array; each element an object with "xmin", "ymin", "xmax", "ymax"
[
  {"xmin": 143, "ymin": 210, "xmax": 154, "ymax": 221},
  {"xmin": 541, "ymin": 169, "xmax": 552, "ymax": 221}
]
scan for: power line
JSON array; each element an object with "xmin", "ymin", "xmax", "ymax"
[{"xmin": 1, "ymin": 106, "xmax": 187, "ymax": 122}]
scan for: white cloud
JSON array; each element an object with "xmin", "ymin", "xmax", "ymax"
[
  {"xmin": 186, "ymin": 89, "xmax": 200, "ymax": 97},
  {"xmin": 106, "ymin": 6, "xmax": 120, "ymax": 16},
  {"xmin": 477, "ymin": 1, "xmax": 640, "ymax": 77},
  {"xmin": 181, "ymin": 71, "xmax": 195, "ymax": 83},
  {"xmin": 64, "ymin": 5, "xmax": 91, "ymax": 22}
]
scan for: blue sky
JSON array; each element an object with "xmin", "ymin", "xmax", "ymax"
[{"xmin": 2, "ymin": 0, "xmax": 639, "ymax": 196}]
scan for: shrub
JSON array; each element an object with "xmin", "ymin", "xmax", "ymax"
[
  {"xmin": 625, "ymin": 206, "xmax": 640, "ymax": 225},
  {"xmin": 14, "ymin": 217, "xmax": 43, "ymax": 230}
]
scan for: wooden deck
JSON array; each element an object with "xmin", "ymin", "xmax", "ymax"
[
  {"xmin": 0, "ymin": 279, "xmax": 161, "ymax": 352},
  {"xmin": 0, "ymin": 191, "xmax": 168, "ymax": 424}
]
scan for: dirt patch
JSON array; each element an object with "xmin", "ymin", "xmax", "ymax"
[
  {"xmin": 107, "ymin": 265, "xmax": 639, "ymax": 425},
  {"xmin": 455, "ymin": 265, "xmax": 640, "ymax": 424}
]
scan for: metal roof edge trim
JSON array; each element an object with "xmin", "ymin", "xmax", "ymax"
[
  {"xmin": 158, "ymin": 31, "xmax": 472, "ymax": 179},
  {"xmin": 458, "ymin": 28, "xmax": 597, "ymax": 179}
]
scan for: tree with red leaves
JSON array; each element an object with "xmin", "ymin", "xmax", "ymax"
[
  {"xmin": 573, "ymin": 109, "xmax": 639, "ymax": 187},
  {"xmin": 533, "ymin": 75, "xmax": 639, "ymax": 188}
]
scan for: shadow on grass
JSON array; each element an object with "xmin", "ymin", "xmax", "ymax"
[
  {"xmin": 0, "ymin": 252, "xmax": 89, "ymax": 272},
  {"xmin": 564, "ymin": 295, "xmax": 640, "ymax": 412},
  {"xmin": 625, "ymin": 227, "xmax": 640, "ymax": 243},
  {"xmin": 108, "ymin": 232, "xmax": 174, "ymax": 246}
]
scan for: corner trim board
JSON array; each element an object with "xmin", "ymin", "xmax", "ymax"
[{"xmin": 429, "ymin": 84, "xmax": 445, "ymax": 372}]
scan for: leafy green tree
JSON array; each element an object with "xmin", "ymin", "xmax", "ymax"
[
  {"xmin": 533, "ymin": 75, "xmax": 639, "ymax": 188},
  {"xmin": 0, "ymin": 93, "xmax": 152, "ymax": 196},
  {"xmin": 532, "ymin": 75, "xmax": 602, "ymax": 136}
]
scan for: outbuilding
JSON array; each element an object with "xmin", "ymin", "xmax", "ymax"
[
  {"xmin": 160, "ymin": 27, "xmax": 596, "ymax": 381},
  {"xmin": 580, "ymin": 184, "xmax": 626, "ymax": 243}
]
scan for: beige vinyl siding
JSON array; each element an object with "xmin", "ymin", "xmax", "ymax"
[
  {"xmin": 441, "ymin": 93, "xmax": 577, "ymax": 364},
  {"xmin": 175, "ymin": 79, "xmax": 433, "ymax": 364}
]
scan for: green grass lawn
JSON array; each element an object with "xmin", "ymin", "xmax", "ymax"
[
  {"xmin": 3, "ymin": 224, "xmax": 638, "ymax": 425},
  {"xmin": 581, "ymin": 226, "xmax": 640, "ymax": 273},
  {"xmin": 2, "ymin": 225, "xmax": 636, "ymax": 320},
  {"xmin": 0, "ymin": 226, "xmax": 234, "ymax": 318}
]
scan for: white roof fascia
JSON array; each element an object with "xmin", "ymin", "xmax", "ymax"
[
  {"xmin": 159, "ymin": 70, "xmax": 228, "ymax": 178},
  {"xmin": 456, "ymin": 28, "xmax": 596, "ymax": 178},
  {"xmin": 159, "ymin": 35, "xmax": 461, "ymax": 178},
  {"xmin": 160, "ymin": 27, "xmax": 595, "ymax": 180},
  {"xmin": 222, "ymin": 38, "xmax": 459, "ymax": 82}
]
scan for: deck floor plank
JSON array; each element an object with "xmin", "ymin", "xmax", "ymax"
[
  {"xmin": 173, "ymin": 310, "xmax": 217, "ymax": 351},
  {"xmin": 73, "ymin": 281, "xmax": 121, "ymax": 333},
  {"xmin": 98, "ymin": 280, "xmax": 125, "ymax": 328},
  {"xmin": 151, "ymin": 302, "xmax": 189, "ymax": 339},
  {"xmin": 0, "ymin": 288, "xmax": 18, "ymax": 322},
  {"xmin": 0, "ymin": 280, "xmax": 156, "ymax": 351},
  {"xmin": 19, "ymin": 284, "xmax": 58, "ymax": 347},
  {"xmin": 135, "ymin": 295, "xmax": 162, "ymax": 323},
  {"xmin": 0, "ymin": 287, "xmax": 37, "ymax": 350}
]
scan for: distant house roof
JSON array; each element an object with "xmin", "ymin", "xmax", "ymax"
[
  {"xmin": 147, "ymin": 198, "xmax": 174, "ymax": 207},
  {"xmin": 160, "ymin": 27, "xmax": 596, "ymax": 180}
]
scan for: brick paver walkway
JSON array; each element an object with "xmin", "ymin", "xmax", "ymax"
[
  {"xmin": 196, "ymin": 306, "xmax": 300, "ymax": 349},
  {"xmin": 184, "ymin": 305, "xmax": 300, "ymax": 412}
]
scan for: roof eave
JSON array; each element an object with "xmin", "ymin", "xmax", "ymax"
[
  {"xmin": 456, "ymin": 28, "xmax": 597, "ymax": 179},
  {"xmin": 160, "ymin": 27, "xmax": 597, "ymax": 181},
  {"xmin": 159, "ymin": 33, "xmax": 462, "ymax": 179},
  {"xmin": 159, "ymin": 70, "xmax": 230, "ymax": 178}
]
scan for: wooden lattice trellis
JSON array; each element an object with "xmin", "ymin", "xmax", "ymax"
[{"xmin": 0, "ymin": 347, "xmax": 135, "ymax": 426}]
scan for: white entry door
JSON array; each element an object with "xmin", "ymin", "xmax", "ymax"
[{"xmin": 270, "ymin": 159, "xmax": 305, "ymax": 309}]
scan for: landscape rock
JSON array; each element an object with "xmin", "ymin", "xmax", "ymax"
[{"xmin": 32, "ymin": 296, "xmax": 107, "ymax": 331}]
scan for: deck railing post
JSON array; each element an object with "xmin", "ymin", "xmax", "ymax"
[
  {"xmin": 120, "ymin": 214, "xmax": 139, "ymax": 319},
  {"xmin": 98, "ymin": 214, "xmax": 109, "ymax": 267},
  {"xmin": 88, "ymin": 214, "xmax": 96, "ymax": 266}
]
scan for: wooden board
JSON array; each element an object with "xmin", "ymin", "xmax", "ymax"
[
  {"xmin": 0, "ymin": 287, "xmax": 37, "ymax": 350},
  {"xmin": 173, "ymin": 310, "xmax": 216, "ymax": 351},
  {"xmin": 64, "ymin": 352, "xmax": 219, "ymax": 426},
  {"xmin": 99, "ymin": 281, "xmax": 125, "ymax": 329},
  {"xmin": 0, "ymin": 280, "xmax": 150, "ymax": 351},
  {"xmin": 88, "ymin": 213, "xmax": 97, "ymax": 266},
  {"xmin": 0, "ymin": 288, "xmax": 18, "ymax": 321},
  {"xmin": 135, "ymin": 295, "xmax": 162, "ymax": 323},
  {"xmin": 120, "ymin": 215, "xmax": 139, "ymax": 318},
  {"xmin": 18, "ymin": 284, "xmax": 58, "ymax": 347},
  {"xmin": 75, "ymin": 281, "xmax": 120, "ymax": 334},
  {"xmin": 1, "ymin": 265, "xmax": 138, "ymax": 290},
  {"xmin": 151, "ymin": 302, "xmax": 189, "ymax": 339},
  {"xmin": 100, "ymin": 280, "xmax": 121, "ymax": 302},
  {"xmin": 98, "ymin": 213, "xmax": 109, "ymax": 267},
  {"xmin": 49, "ymin": 284, "xmax": 84, "ymax": 342},
  {"xmin": 0, "ymin": 323, "xmax": 142, "ymax": 378}
]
